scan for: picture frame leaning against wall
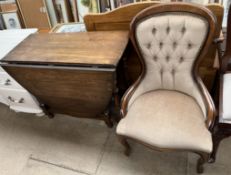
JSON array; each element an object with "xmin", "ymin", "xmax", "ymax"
[
  {"xmin": 77, "ymin": 0, "xmax": 100, "ymax": 22},
  {"xmin": 1, "ymin": 10, "xmax": 22, "ymax": 29}
]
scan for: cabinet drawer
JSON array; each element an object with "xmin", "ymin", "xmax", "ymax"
[
  {"xmin": 0, "ymin": 88, "xmax": 42, "ymax": 113},
  {"xmin": 0, "ymin": 72, "xmax": 23, "ymax": 89}
]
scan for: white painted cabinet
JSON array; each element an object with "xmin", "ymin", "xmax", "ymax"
[{"xmin": 0, "ymin": 29, "xmax": 43, "ymax": 114}]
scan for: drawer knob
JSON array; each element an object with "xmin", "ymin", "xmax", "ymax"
[
  {"xmin": 0, "ymin": 79, "xmax": 11, "ymax": 86},
  {"xmin": 8, "ymin": 96, "xmax": 24, "ymax": 104},
  {"xmin": 4, "ymin": 79, "xmax": 11, "ymax": 86}
]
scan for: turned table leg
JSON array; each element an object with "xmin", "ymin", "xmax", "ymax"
[{"xmin": 40, "ymin": 104, "xmax": 55, "ymax": 119}]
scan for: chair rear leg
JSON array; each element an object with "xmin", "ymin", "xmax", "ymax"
[
  {"xmin": 197, "ymin": 153, "xmax": 209, "ymax": 174},
  {"xmin": 118, "ymin": 136, "xmax": 131, "ymax": 156}
]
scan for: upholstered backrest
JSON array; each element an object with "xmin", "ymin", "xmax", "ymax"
[{"xmin": 128, "ymin": 4, "xmax": 217, "ymax": 118}]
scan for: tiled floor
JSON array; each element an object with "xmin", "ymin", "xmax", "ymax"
[{"xmin": 0, "ymin": 103, "xmax": 230, "ymax": 175}]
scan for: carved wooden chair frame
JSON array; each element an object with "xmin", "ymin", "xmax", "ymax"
[{"xmin": 117, "ymin": 3, "xmax": 217, "ymax": 174}]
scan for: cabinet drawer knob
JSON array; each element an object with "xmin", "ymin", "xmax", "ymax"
[
  {"xmin": 8, "ymin": 96, "xmax": 24, "ymax": 103},
  {"xmin": 4, "ymin": 79, "xmax": 11, "ymax": 86},
  {"xmin": 0, "ymin": 79, "xmax": 11, "ymax": 86}
]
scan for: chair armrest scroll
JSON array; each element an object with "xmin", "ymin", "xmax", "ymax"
[
  {"xmin": 120, "ymin": 76, "xmax": 142, "ymax": 118},
  {"xmin": 198, "ymin": 78, "xmax": 217, "ymax": 129}
]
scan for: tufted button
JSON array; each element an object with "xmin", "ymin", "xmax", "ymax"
[
  {"xmin": 166, "ymin": 55, "xmax": 170, "ymax": 62},
  {"xmin": 179, "ymin": 56, "xmax": 184, "ymax": 63},
  {"xmin": 188, "ymin": 43, "xmax": 192, "ymax": 49},
  {"xmin": 166, "ymin": 26, "xmax": 170, "ymax": 34},
  {"xmin": 153, "ymin": 55, "xmax": 158, "ymax": 61},
  {"xmin": 152, "ymin": 28, "xmax": 156, "ymax": 35},
  {"xmin": 173, "ymin": 42, "xmax": 177, "ymax": 49},
  {"xmin": 171, "ymin": 68, "xmax": 175, "ymax": 76},
  {"xmin": 146, "ymin": 43, "xmax": 152, "ymax": 49},
  {"xmin": 159, "ymin": 42, "xmax": 163, "ymax": 49},
  {"xmin": 181, "ymin": 26, "xmax": 186, "ymax": 34}
]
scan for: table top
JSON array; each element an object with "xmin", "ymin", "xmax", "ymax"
[{"xmin": 2, "ymin": 31, "xmax": 129, "ymax": 67}]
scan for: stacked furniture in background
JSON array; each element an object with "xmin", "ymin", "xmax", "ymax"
[
  {"xmin": 16, "ymin": 0, "xmax": 74, "ymax": 30},
  {"xmin": 0, "ymin": 0, "xmax": 23, "ymax": 29},
  {"xmin": 84, "ymin": 2, "xmax": 224, "ymax": 95},
  {"xmin": 0, "ymin": 0, "xmax": 76, "ymax": 30}
]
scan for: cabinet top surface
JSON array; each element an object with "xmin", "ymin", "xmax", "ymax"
[{"xmin": 2, "ymin": 31, "xmax": 129, "ymax": 67}]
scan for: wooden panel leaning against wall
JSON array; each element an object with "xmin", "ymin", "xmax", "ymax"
[
  {"xmin": 84, "ymin": 2, "xmax": 224, "ymax": 94},
  {"xmin": 16, "ymin": 0, "xmax": 51, "ymax": 29}
]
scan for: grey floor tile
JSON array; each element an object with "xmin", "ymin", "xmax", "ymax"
[
  {"xmin": 19, "ymin": 158, "xmax": 89, "ymax": 175},
  {"xmin": 212, "ymin": 137, "xmax": 231, "ymax": 166},
  {"xmin": 187, "ymin": 137, "xmax": 231, "ymax": 175},
  {"xmin": 187, "ymin": 153, "xmax": 231, "ymax": 175},
  {"xmin": 96, "ymin": 131, "xmax": 187, "ymax": 175},
  {"xmin": 0, "ymin": 105, "xmax": 30, "ymax": 175},
  {"xmin": 0, "ymin": 146, "xmax": 31, "ymax": 175},
  {"xmin": 0, "ymin": 105, "xmax": 16, "ymax": 142},
  {"xmin": 27, "ymin": 114, "xmax": 110, "ymax": 174},
  {"xmin": 0, "ymin": 104, "xmax": 110, "ymax": 175}
]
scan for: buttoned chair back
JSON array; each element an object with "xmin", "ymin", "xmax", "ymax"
[{"xmin": 123, "ymin": 3, "xmax": 216, "ymax": 126}]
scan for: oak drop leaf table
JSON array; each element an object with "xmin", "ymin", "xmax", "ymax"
[{"xmin": 1, "ymin": 31, "xmax": 129, "ymax": 127}]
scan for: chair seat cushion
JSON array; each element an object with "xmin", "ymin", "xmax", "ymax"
[
  {"xmin": 117, "ymin": 90, "xmax": 212, "ymax": 153},
  {"xmin": 220, "ymin": 73, "xmax": 231, "ymax": 123}
]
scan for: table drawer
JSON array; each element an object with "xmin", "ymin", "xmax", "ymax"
[
  {"xmin": 0, "ymin": 72, "xmax": 23, "ymax": 89},
  {"xmin": 0, "ymin": 88, "xmax": 42, "ymax": 113}
]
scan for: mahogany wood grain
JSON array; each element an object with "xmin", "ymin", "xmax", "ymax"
[{"xmin": 2, "ymin": 31, "xmax": 129, "ymax": 67}]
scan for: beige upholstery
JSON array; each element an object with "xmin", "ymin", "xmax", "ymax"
[
  {"xmin": 117, "ymin": 90, "xmax": 212, "ymax": 153},
  {"xmin": 128, "ymin": 13, "xmax": 208, "ymax": 117}
]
